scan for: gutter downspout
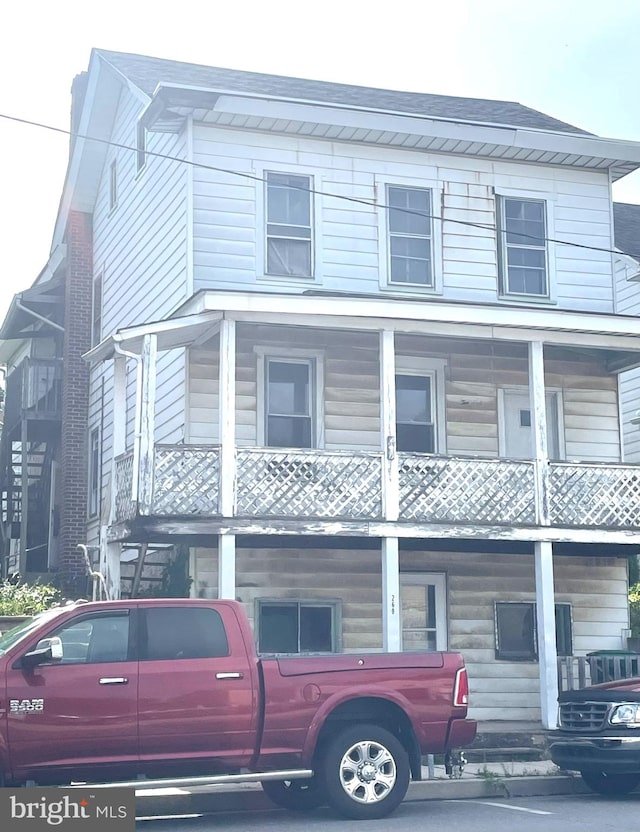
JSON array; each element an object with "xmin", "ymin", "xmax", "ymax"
[{"xmin": 113, "ymin": 342, "xmax": 143, "ymax": 503}]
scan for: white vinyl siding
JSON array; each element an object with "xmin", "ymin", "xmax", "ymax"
[{"xmin": 192, "ymin": 126, "xmax": 614, "ymax": 311}]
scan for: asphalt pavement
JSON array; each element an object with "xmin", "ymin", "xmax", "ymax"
[{"xmin": 134, "ymin": 759, "xmax": 589, "ymax": 817}]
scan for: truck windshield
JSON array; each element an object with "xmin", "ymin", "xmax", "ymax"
[{"xmin": 0, "ymin": 608, "xmax": 67, "ymax": 656}]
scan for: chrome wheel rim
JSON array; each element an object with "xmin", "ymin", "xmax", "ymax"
[{"xmin": 338, "ymin": 740, "xmax": 397, "ymax": 804}]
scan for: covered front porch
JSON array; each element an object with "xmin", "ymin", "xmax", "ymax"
[{"xmin": 86, "ymin": 290, "xmax": 640, "ymax": 729}]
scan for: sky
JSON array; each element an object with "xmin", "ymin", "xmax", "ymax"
[{"xmin": 1, "ymin": 0, "xmax": 640, "ymax": 327}]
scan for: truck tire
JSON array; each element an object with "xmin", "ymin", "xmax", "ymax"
[
  {"xmin": 261, "ymin": 777, "xmax": 324, "ymax": 811},
  {"xmin": 581, "ymin": 770, "xmax": 640, "ymax": 796},
  {"xmin": 320, "ymin": 724, "xmax": 409, "ymax": 820}
]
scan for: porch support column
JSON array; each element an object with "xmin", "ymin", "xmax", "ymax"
[
  {"xmin": 219, "ymin": 319, "xmax": 236, "ymax": 517},
  {"xmin": 528, "ymin": 340, "xmax": 550, "ymax": 526},
  {"xmin": 104, "ymin": 541, "xmax": 121, "ymax": 600},
  {"xmin": 218, "ymin": 534, "xmax": 236, "ymax": 600},
  {"xmin": 382, "ymin": 538, "xmax": 401, "ymax": 651},
  {"xmin": 535, "ymin": 540, "xmax": 558, "ymax": 729},
  {"xmin": 138, "ymin": 334, "xmax": 157, "ymax": 515},
  {"xmin": 102, "ymin": 357, "xmax": 127, "ymax": 600},
  {"xmin": 380, "ymin": 330, "xmax": 399, "ymax": 521}
]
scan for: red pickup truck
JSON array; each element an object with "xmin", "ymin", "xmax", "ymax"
[{"xmin": 0, "ymin": 598, "xmax": 476, "ymax": 819}]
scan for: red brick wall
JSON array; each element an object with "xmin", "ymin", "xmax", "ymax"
[{"xmin": 59, "ymin": 210, "xmax": 93, "ymax": 595}]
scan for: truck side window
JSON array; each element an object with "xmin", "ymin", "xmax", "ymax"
[
  {"xmin": 142, "ymin": 607, "xmax": 230, "ymax": 660},
  {"xmin": 48, "ymin": 613, "xmax": 130, "ymax": 664}
]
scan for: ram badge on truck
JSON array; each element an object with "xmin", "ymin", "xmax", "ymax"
[{"xmin": 0, "ymin": 598, "xmax": 477, "ymax": 819}]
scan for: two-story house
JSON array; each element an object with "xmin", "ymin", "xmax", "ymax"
[{"xmin": 4, "ymin": 49, "xmax": 640, "ymax": 729}]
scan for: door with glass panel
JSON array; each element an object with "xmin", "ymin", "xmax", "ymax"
[{"xmin": 400, "ymin": 573, "xmax": 447, "ymax": 651}]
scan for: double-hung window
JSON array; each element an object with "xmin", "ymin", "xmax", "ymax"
[
  {"xmin": 497, "ymin": 197, "xmax": 548, "ymax": 297},
  {"xmin": 265, "ymin": 358, "xmax": 314, "ymax": 448},
  {"xmin": 266, "ymin": 172, "xmax": 313, "ymax": 277},
  {"xmin": 396, "ymin": 374, "xmax": 436, "ymax": 453},
  {"xmin": 387, "ymin": 186, "xmax": 433, "ymax": 286}
]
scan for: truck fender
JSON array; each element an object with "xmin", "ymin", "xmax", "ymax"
[{"xmin": 301, "ymin": 685, "xmax": 420, "ymax": 767}]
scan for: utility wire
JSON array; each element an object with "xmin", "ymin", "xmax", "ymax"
[{"xmin": 2, "ymin": 111, "xmax": 640, "ymax": 260}]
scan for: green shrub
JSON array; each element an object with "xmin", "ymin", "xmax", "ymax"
[
  {"xmin": 0, "ymin": 580, "xmax": 62, "ymax": 616},
  {"xmin": 630, "ymin": 582, "xmax": 640, "ymax": 638}
]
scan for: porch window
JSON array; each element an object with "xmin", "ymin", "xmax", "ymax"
[
  {"xmin": 387, "ymin": 186, "xmax": 433, "ymax": 286},
  {"xmin": 257, "ymin": 600, "xmax": 339, "ymax": 654},
  {"xmin": 265, "ymin": 359, "xmax": 314, "ymax": 448},
  {"xmin": 396, "ymin": 374, "xmax": 435, "ymax": 453},
  {"xmin": 266, "ymin": 172, "xmax": 313, "ymax": 277},
  {"xmin": 495, "ymin": 601, "xmax": 572, "ymax": 661},
  {"xmin": 88, "ymin": 427, "xmax": 101, "ymax": 518},
  {"xmin": 497, "ymin": 196, "xmax": 548, "ymax": 297}
]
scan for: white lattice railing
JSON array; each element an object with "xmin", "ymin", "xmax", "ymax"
[
  {"xmin": 549, "ymin": 462, "xmax": 640, "ymax": 528},
  {"xmin": 236, "ymin": 448, "xmax": 383, "ymax": 518},
  {"xmin": 114, "ymin": 453, "xmax": 135, "ymax": 523},
  {"xmin": 398, "ymin": 454, "xmax": 536, "ymax": 525},
  {"xmin": 152, "ymin": 445, "xmax": 220, "ymax": 515}
]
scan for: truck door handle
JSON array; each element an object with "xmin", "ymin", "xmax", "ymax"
[
  {"xmin": 99, "ymin": 677, "xmax": 129, "ymax": 685},
  {"xmin": 216, "ymin": 672, "xmax": 244, "ymax": 680}
]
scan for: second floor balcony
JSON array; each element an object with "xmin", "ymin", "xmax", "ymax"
[{"xmin": 113, "ymin": 444, "xmax": 640, "ymax": 535}]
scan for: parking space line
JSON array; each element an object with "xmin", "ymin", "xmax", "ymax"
[{"xmin": 475, "ymin": 801, "xmax": 552, "ymax": 815}]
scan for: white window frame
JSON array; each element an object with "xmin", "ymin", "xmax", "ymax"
[
  {"xmin": 255, "ymin": 163, "xmax": 322, "ymax": 284},
  {"xmin": 256, "ymin": 598, "xmax": 342, "ymax": 655},
  {"xmin": 88, "ymin": 426, "xmax": 101, "ymax": 518},
  {"xmin": 495, "ymin": 189, "xmax": 556, "ymax": 303},
  {"xmin": 395, "ymin": 356, "xmax": 447, "ymax": 454},
  {"xmin": 255, "ymin": 347, "xmax": 325, "ymax": 448},
  {"xmin": 495, "ymin": 601, "xmax": 573, "ymax": 661},
  {"xmin": 377, "ymin": 176, "xmax": 442, "ymax": 295}
]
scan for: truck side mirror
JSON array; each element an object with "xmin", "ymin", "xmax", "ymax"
[{"xmin": 21, "ymin": 636, "xmax": 64, "ymax": 669}]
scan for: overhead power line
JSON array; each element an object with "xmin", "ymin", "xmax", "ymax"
[{"xmin": 1, "ymin": 111, "xmax": 640, "ymax": 261}]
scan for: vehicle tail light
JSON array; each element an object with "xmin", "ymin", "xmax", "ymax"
[{"xmin": 453, "ymin": 667, "xmax": 469, "ymax": 707}]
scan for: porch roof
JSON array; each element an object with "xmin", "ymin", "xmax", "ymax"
[{"xmin": 84, "ymin": 289, "xmax": 640, "ymax": 366}]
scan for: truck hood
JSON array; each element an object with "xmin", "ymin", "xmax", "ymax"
[
  {"xmin": 273, "ymin": 651, "xmax": 444, "ymax": 677},
  {"xmin": 559, "ymin": 678, "xmax": 640, "ymax": 702}
]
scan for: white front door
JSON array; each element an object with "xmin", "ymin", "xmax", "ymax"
[
  {"xmin": 501, "ymin": 389, "xmax": 563, "ymax": 460},
  {"xmin": 400, "ymin": 573, "xmax": 447, "ymax": 651}
]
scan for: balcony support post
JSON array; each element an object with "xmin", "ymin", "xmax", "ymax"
[
  {"xmin": 382, "ymin": 537, "xmax": 401, "ymax": 651},
  {"xmin": 535, "ymin": 540, "xmax": 559, "ymax": 728},
  {"xmin": 529, "ymin": 340, "xmax": 550, "ymax": 526},
  {"xmin": 138, "ymin": 334, "xmax": 157, "ymax": 515},
  {"xmin": 219, "ymin": 319, "xmax": 236, "ymax": 517},
  {"xmin": 18, "ymin": 419, "xmax": 28, "ymax": 576},
  {"xmin": 108, "ymin": 357, "xmax": 127, "ymax": 526},
  {"xmin": 218, "ymin": 534, "xmax": 236, "ymax": 599},
  {"xmin": 380, "ymin": 330, "xmax": 399, "ymax": 521}
]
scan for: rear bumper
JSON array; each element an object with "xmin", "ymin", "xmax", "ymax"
[
  {"xmin": 550, "ymin": 734, "xmax": 640, "ymax": 774},
  {"xmin": 447, "ymin": 718, "xmax": 477, "ymax": 748}
]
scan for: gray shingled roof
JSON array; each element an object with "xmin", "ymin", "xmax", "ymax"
[
  {"xmin": 614, "ymin": 202, "xmax": 640, "ymax": 260},
  {"xmin": 98, "ymin": 49, "xmax": 590, "ymax": 135}
]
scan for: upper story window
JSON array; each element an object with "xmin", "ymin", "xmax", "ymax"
[
  {"xmin": 265, "ymin": 172, "xmax": 313, "ymax": 278},
  {"xmin": 266, "ymin": 358, "xmax": 314, "ymax": 448},
  {"xmin": 396, "ymin": 374, "xmax": 435, "ymax": 453},
  {"xmin": 497, "ymin": 197, "xmax": 548, "ymax": 297},
  {"xmin": 387, "ymin": 186, "xmax": 433, "ymax": 286},
  {"xmin": 109, "ymin": 159, "xmax": 118, "ymax": 212}
]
